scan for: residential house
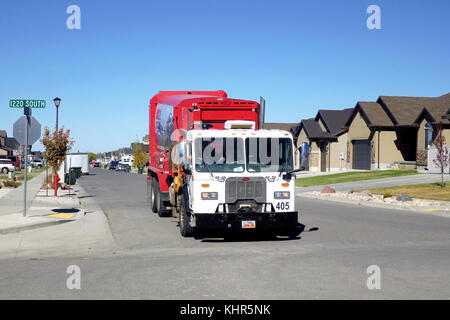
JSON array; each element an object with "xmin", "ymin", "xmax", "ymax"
[
  {"xmin": 143, "ymin": 134, "xmax": 149, "ymax": 145},
  {"xmin": 345, "ymin": 93, "xmax": 450, "ymax": 170},
  {"xmin": 0, "ymin": 130, "xmax": 20, "ymax": 156},
  {"xmin": 0, "ymin": 130, "xmax": 8, "ymax": 155},
  {"xmin": 291, "ymin": 109, "xmax": 353, "ymax": 172}
]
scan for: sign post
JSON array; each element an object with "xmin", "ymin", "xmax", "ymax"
[
  {"xmin": 23, "ymin": 109, "xmax": 30, "ymax": 217},
  {"xmin": 11, "ymin": 100, "xmax": 45, "ymax": 217}
]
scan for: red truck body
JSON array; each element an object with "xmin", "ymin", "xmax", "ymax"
[{"xmin": 147, "ymin": 90, "xmax": 261, "ymax": 194}]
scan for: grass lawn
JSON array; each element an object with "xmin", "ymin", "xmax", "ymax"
[
  {"xmin": 368, "ymin": 183, "xmax": 450, "ymax": 201},
  {"xmin": 295, "ymin": 170, "xmax": 419, "ymax": 187},
  {"xmin": 0, "ymin": 167, "xmax": 47, "ymax": 186}
]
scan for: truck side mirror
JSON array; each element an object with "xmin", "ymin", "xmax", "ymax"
[{"xmin": 282, "ymin": 166, "xmax": 306, "ymax": 180}]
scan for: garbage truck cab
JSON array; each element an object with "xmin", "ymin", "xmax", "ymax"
[{"xmin": 174, "ymin": 124, "xmax": 302, "ymax": 237}]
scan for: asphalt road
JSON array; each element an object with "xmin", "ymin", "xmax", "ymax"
[{"xmin": 0, "ymin": 167, "xmax": 449, "ymax": 299}]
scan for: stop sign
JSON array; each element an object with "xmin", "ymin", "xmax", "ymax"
[{"xmin": 13, "ymin": 116, "xmax": 41, "ymax": 146}]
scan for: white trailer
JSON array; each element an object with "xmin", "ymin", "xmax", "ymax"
[{"xmin": 65, "ymin": 153, "xmax": 90, "ymax": 175}]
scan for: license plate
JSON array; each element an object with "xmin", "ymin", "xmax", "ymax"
[{"xmin": 242, "ymin": 220, "xmax": 256, "ymax": 229}]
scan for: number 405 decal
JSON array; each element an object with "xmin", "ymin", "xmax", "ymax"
[{"xmin": 276, "ymin": 202, "xmax": 290, "ymax": 211}]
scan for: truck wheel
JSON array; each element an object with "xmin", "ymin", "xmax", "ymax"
[
  {"xmin": 147, "ymin": 180, "xmax": 157, "ymax": 213},
  {"xmin": 179, "ymin": 194, "xmax": 194, "ymax": 237},
  {"xmin": 2, "ymin": 168, "xmax": 8, "ymax": 174},
  {"xmin": 152, "ymin": 179, "xmax": 159, "ymax": 213},
  {"xmin": 155, "ymin": 180, "xmax": 171, "ymax": 217},
  {"xmin": 286, "ymin": 228, "xmax": 301, "ymax": 239}
]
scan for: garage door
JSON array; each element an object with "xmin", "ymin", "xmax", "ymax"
[{"xmin": 352, "ymin": 140, "xmax": 371, "ymax": 170}]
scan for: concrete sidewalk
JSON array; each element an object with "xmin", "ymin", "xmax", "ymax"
[
  {"xmin": 0, "ymin": 171, "xmax": 47, "ymax": 215},
  {"xmin": 0, "ymin": 179, "xmax": 116, "ymax": 259},
  {"xmin": 0, "ymin": 184, "xmax": 82, "ymax": 235}
]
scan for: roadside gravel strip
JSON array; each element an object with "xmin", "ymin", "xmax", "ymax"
[{"xmin": 296, "ymin": 190, "xmax": 450, "ymax": 218}]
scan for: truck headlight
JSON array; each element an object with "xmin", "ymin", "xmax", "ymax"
[
  {"xmin": 274, "ymin": 191, "xmax": 290, "ymax": 199},
  {"xmin": 201, "ymin": 192, "xmax": 218, "ymax": 200}
]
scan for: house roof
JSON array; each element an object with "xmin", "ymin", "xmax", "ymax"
[
  {"xmin": 422, "ymin": 93, "xmax": 450, "ymax": 123},
  {"xmin": 300, "ymin": 118, "xmax": 335, "ymax": 140},
  {"xmin": 377, "ymin": 93, "xmax": 450, "ymax": 125},
  {"xmin": 355, "ymin": 102, "xmax": 394, "ymax": 127},
  {"xmin": 377, "ymin": 96, "xmax": 432, "ymax": 125},
  {"xmin": 122, "ymin": 147, "xmax": 132, "ymax": 154},
  {"xmin": 263, "ymin": 123, "xmax": 298, "ymax": 132},
  {"xmin": 5, "ymin": 138, "xmax": 20, "ymax": 150},
  {"xmin": 315, "ymin": 108, "xmax": 353, "ymax": 134}
]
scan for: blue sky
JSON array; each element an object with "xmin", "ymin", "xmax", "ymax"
[{"xmin": 1, "ymin": 0, "xmax": 449, "ymax": 153}]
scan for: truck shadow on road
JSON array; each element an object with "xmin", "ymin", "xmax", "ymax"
[{"xmin": 196, "ymin": 224, "xmax": 319, "ymax": 243}]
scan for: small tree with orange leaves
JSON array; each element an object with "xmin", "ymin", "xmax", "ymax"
[{"xmin": 40, "ymin": 127, "xmax": 74, "ymax": 195}]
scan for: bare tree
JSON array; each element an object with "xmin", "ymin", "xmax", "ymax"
[{"xmin": 432, "ymin": 122, "xmax": 449, "ymax": 187}]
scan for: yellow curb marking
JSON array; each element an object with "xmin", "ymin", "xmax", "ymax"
[
  {"xmin": 49, "ymin": 213, "xmax": 75, "ymax": 219},
  {"xmin": 424, "ymin": 208, "xmax": 440, "ymax": 212}
]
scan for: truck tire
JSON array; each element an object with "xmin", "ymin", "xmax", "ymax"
[
  {"xmin": 147, "ymin": 179, "xmax": 157, "ymax": 213},
  {"xmin": 283, "ymin": 227, "xmax": 301, "ymax": 239},
  {"xmin": 179, "ymin": 193, "xmax": 194, "ymax": 237},
  {"xmin": 155, "ymin": 180, "xmax": 171, "ymax": 217}
]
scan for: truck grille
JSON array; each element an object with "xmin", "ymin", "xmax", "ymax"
[{"xmin": 225, "ymin": 177, "xmax": 266, "ymax": 204}]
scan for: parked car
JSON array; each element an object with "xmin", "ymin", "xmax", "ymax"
[
  {"xmin": 108, "ymin": 161, "xmax": 119, "ymax": 170},
  {"xmin": 116, "ymin": 163, "xmax": 130, "ymax": 172},
  {"xmin": 0, "ymin": 159, "xmax": 16, "ymax": 174},
  {"xmin": 0, "ymin": 155, "xmax": 20, "ymax": 170},
  {"xmin": 93, "ymin": 162, "xmax": 100, "ymax": 167},
  {"xmin": 119, "ymin": 156, "xmax": 134, "ymax": 167},
  {"xmin": 31, "ymin": 159, "xmax": 44, "ymax": 168}
]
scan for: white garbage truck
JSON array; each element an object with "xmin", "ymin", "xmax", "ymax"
[{"xmin": 170, "ymin": 127, "xmax": 303, "ymax": 237}]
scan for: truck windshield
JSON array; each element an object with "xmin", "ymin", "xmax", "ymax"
[
  {"xmin": 245, "ymin": 137, "xmax": 294, "ymax": 172},
  {"xmin": 195, "ymin": 137, "xmax": 245, "ymax": 173}
]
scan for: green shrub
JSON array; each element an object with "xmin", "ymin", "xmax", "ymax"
[{"xmin": 1, "ymin": 180, "xmax": 20, "ymax": 188}]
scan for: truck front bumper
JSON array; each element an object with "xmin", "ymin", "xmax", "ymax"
[{"xmin": 193, "ymin": 211, "xmax": 300, "ymax": 235}]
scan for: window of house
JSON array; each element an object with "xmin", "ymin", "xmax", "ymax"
[{"xmin": 425, "ymin": 122, "xmax": 433, "ymax": 149}]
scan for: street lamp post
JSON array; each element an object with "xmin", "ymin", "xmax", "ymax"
[
  {"xmin": 53, "ymin": 97, "xmax": 61, "ymax": 131},
  {"xmin": 52, "ymin": 97, "xmax": 61, "ymax": 197}
]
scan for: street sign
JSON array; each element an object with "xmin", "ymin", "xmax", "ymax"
[
  {"xmin": 9, "ymin": 99, "xmax": 46, "ymax": 108},
  {"xmin": 13, "ymin": 116, "xmax": 41, "ymax": 146}
]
